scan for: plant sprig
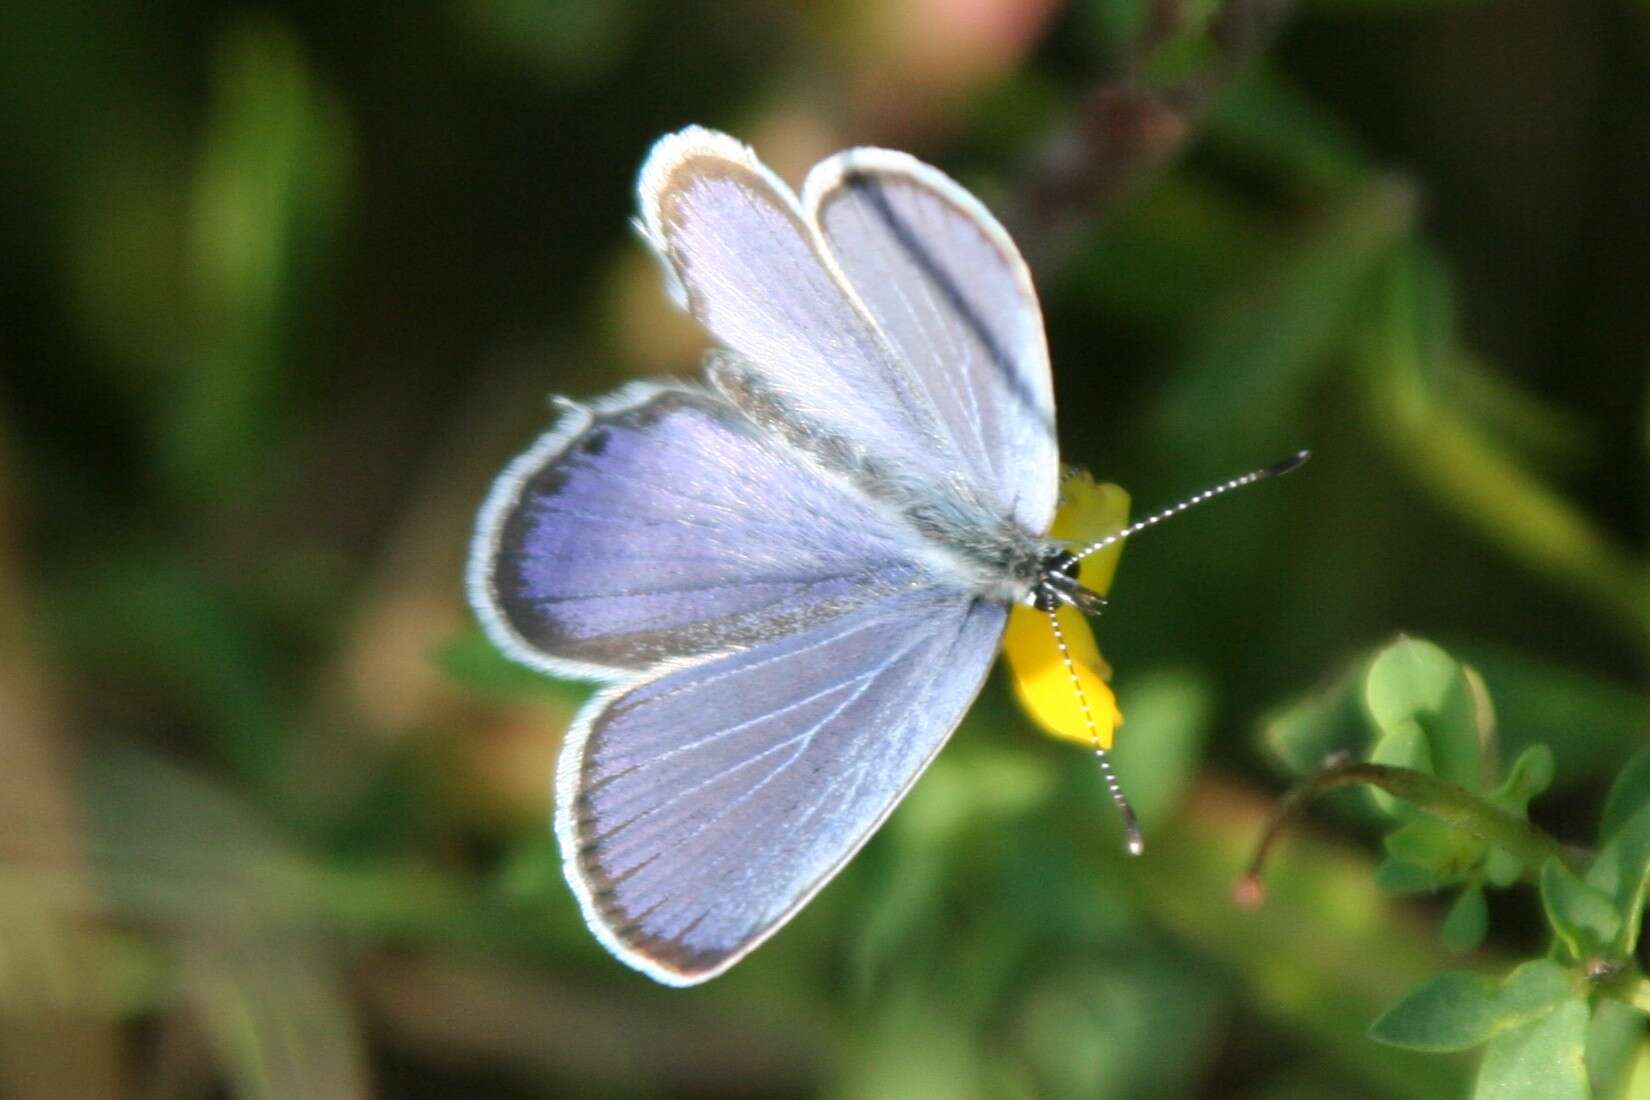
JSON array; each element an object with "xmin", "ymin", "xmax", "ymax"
[{"xmin": 1245, "ymin": 637, "xmax": 1650, "ymax": 1100}]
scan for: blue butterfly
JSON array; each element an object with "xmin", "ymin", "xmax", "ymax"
[{"xmin": 469, "ymin": 128, "xmax": 1304, "ymax": 985}]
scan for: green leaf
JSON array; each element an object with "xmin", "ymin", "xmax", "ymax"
[
  {"xmin": 1370, "ymin": 961, "xmax": 1576, "ymax": 1053},
  {"xmin": 1385, "ymin": 818, "xmax": 1480, "ymax": 881},
  {"xmin": 1375, "ymin": 856, "xmax": 1445, "ymax": 895},
  {"xmin": 1448, "ymin": 358, "xmax": 1594, "ymax": 474},
  {"xmin": 1359, "ymin": 247, "xmax": 1649, "ymax": 659},
  {"xmin": 1489, "ymin": 745, "xmax": 1555, "ymax": 818},
  {"xmin": 1371, "ymin": 971, "xmax": 1504, "ymax": 1051},
  {"xmin": 1601, "ymin": 750, "xmax": 1650, "ymax": 844},
  {"xmin": 1484, "ymin": 848, "xmax": 1525, "ymax": 888},
  {"xmin": 1443, "ymin": 884, "xmax": 1488, "ymax": 952},
  {"xmin": 1365, "ymin": 638, "xmax": 1483, "ymax": 793},
  {"xmin": 1472, "ymin": 996, "xmax": 1591, "ymax": 1100},
  {"xmin": 1585, "ymin": 800, "xmax": 1650, "ymax": 957},
  {"xmin": 1496, "ymin": 961, "xmax": 1578, "ymax": 1024},
  {"xmin": 1364, "ymin": 639, "xmax": 1463, "ymax": 735},
  {"xmin": 47, "ymin": 554, "xmax": 293, "ymax": 794},
  {"xmin": 1203, "ymin": 67, "xmax": 1372, "ymax": 192},
  {"xmin": 167, "ymin": 16, "xmax": 352, "ymax": 500},
  {"xmin": 1583, "ymin": 999, "xmax": 1642, "ymax": 1100},
  {"xmin": 1368, "ymin": 721, "xmax": 1436, "ymax": 818},
  {"xmin": 1541, "ymin": 858, "xmax": 1622, "ymax": 960},
  {"xmin": 1460, "ymin": 664, "xmax": 1501, "ymax": 785}
]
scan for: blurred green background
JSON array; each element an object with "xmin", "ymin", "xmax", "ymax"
[{"xmin": 2, "ymin": 0, "xmax": 1648, "ymax": 1096}]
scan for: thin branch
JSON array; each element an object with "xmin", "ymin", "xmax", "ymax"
[
  {"xmin": 1005, "ymin": 0, "xmax": 1298, "ymax": 273},
  {"xmin": 1236, "ymin": 756, "xmax": 1583, "ymax": 907}
]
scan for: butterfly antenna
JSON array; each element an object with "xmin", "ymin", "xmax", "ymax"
[
  {"xmin": 1071, "ymin": 450, "xmax": 1311, "ymax": 563},
  {"xmin": 1045, "ymin": 606, "xmax": 1144, "ymax": 856}
]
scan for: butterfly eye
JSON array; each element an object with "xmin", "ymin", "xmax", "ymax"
[
  {"xmin": 1040, "ymin": 548, "xmax": 1080, "ymax": 580},
  {"xmin": 1031, "ymin": 584, "xmax": 1061, "ymax": 614}
]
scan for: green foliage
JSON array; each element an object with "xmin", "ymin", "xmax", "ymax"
[
  {"xmin": 1599, "ymin": 752, "xmax": 1650, "ymax": 844},
  {"xmin": 1585, "ymin": 795, "xmax": 1650, "ymax": 958},
  {"xmin": 1473, "ymin": 996, "xmax": 1593, "ymax": 1100},
  {"xmin": 1263, "ymin": 638, "xmax": 1650, "ymax": 1097},
  {"xmin": 1582, "ymin": 1000, "xmax": 1644, "ymax": 1100},
  {"xmin": 1364, "ymin": 638, "xmax": 1486, "ymax": 800},
  {"xmin": 1260, "ymin": 663, "xmax": 1366, "ymax": 776},
  {"xmin": 1154, "ymin": 177, "xmax": 1414, "ymax": 468},
  {"xmin": 1442, "ymin": 884, "xmax": 1488, "ymax": 953},
  {"xmin": 1454, "ymin": 647, "xmax": 1648, "ymax": 788},
  {"xmin": 1370, "ymin": 961, "xmax": 1575, "ymax": 1052},
  {"xmin": 1542, "ymin": 859, "xmax": 1620, "ymax": 962},
  {"xmin": 1267, "ymin": 638, "xmax": 1557, "ymax": 949},
  {"xmin": 1359, "ymin": 245, "xmax": 1650, "ymax": 650},
  {"xmin": 169, "ymin": 17, "xmax": 352, "ymax": 501}
]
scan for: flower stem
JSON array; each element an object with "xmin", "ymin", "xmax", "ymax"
[{"xmin": 1236, "ymin": 757, "xmax": 1582, "ymax": 905}]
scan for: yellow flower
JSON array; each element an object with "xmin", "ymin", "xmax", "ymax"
[{"xmin": 1003, "ymin": 472, "xmax": 1129, "ymax": 750}]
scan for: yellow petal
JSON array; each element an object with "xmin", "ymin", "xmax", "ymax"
[
  {"xmin": 1046, "ymin": 472, "xmax": 1130, "ymax": 597},
  {"xmin": 1002, "ymin": 473, "xmax": 1130, "ymax": 750},
  {"xmin": 1005, "ymin": 603, "xmax": 1123, "ymax": 749}
]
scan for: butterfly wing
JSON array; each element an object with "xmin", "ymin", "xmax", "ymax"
[
  {"xmin": 638, "ymin": 128, "xmax": 980, "ymax": 494},
  {"xmin": 804, "ymin": 149, "xmax": 1060, "ymax": 533},
  {"xmin": 559, "ymin": 587, "xmax": 1006, "ymax": 985},
  {"xmin": 639, "ymin": 127, "xmax": 1059, "ymax": 532},
  {"xmin": 468, "ymin": 381, "xmax": 935, "ymax": 680}
]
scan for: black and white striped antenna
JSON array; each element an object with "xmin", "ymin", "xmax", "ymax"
[
  {"xmin": 1045, "ymin": 449, "xmax": 1310, "ymax": 856},
  {"xmin": 1070, "ymin": 450, "xmax": 1311, "ymax": 564}
]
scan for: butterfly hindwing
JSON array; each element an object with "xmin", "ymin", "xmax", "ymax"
[
  {"xmin": 804, "ymin": 149, "xmax": 1060, "ymax": 532},
  {"xmin": 560, "ymin": 588, "xmax": 1007, "ymax": 985},
  {"xmin": 638, "ymin": 128, "xmax": 975, "ymax": 496}
]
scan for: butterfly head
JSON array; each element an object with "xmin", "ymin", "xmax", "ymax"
[{"xmin": 1029, "ymin": 548, "xmax": 1109, "ymax": 616}]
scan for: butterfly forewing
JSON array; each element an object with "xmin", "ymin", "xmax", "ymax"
[
  {"xmin": 470, "ymin": 382, "xmax": 934, "ymax": 680},
  {"xmin": 560, "ymin": 588, "xmax": 1006, "ymax": 985}
]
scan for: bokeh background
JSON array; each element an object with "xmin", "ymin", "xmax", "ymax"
[{"xmin": 3, "ymin": 0, "xmax": 1649, "ymax": 1096}]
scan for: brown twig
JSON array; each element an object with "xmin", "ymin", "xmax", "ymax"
[{"xmin": 1005, "ymin": 0, "xmax": 1298, "ymax": 274}]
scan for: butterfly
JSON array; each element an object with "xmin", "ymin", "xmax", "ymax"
[{"xmin": 468, "ymin": 127, "xmax": 1305, "ymax": 985}]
